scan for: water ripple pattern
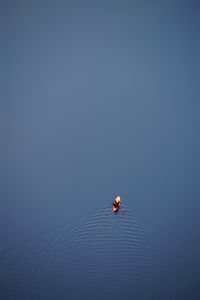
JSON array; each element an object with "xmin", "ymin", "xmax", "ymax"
[{"xmin": 0, "ymin": 206, "xmax": 187, "ymax": 299}]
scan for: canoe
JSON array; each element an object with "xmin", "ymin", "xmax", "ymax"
[{"xmin": 112, "ymin": 203, "xmax": 120, "ymax": 212}]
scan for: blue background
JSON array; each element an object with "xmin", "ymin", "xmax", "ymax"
[{"xmin": 1, "ymin": 1, "xmax": 200, "ymax": 299}]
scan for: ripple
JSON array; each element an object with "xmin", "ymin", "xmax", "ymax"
[{"xmin": 0, "ymin": 206, "xmax": 187, "ymax": 299}]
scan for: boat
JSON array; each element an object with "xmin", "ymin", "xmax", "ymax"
[{"xmin": 112, "ymin": 195, "xmax": 121, "ymax": 213}]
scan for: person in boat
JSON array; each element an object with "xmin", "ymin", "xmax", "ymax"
[{"xmin": 112, "ymin": 196, "xmax": 121, "ymax": 212}]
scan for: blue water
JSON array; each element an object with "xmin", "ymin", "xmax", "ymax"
[
  {"xmin": 0, "ymin": 206, "xmax": 192, "ymax": 299},
  {"xmin": 1, "ymin": 1, "xmax": 200, "ymax": 299}
]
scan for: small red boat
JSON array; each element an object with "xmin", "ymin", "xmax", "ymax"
[
  {"xmin": 112, "ymin": 196, "xmax": 121, "ymax": 213},
  {"xmin": 112, "ymin": 203, "xmax": 120, "ymax": 212}
]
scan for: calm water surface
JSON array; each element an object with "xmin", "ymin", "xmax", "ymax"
[{"xmin": 0, "ymin": 205, "xmax": 190, "ymax": 299}]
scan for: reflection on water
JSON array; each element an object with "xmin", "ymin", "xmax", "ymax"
[{"xmin": 0, "ymin": 206, "xmax": 187, "ymax": 299}]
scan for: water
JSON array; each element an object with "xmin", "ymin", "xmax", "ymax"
[
  {"xmin": 1, "ymin": 1, "xmax": 200, "ymax": 299},
  {"xmin": 0, "ymin": 206, "xmax": 188, "ymax": 299}
]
